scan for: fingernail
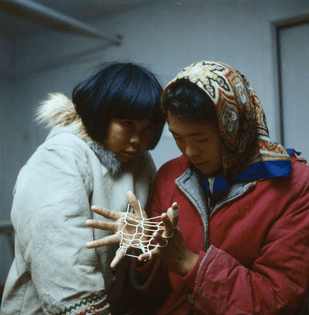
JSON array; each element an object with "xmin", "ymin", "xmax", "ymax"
[{"xmin": 127, "ymin": 190, "xmax": 134, "ymax": 197}]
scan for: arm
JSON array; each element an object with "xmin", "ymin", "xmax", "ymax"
[
  {"xmin": 189, "ymin": 169, "xmax": 309, "ymax": 314},
  {"xmin": 192, "ymin": 212, "xmax": 309, "ymax": 314},
  {"xmin": 11, "ymin": 141, "xmax": 111, "ymax": 314}
]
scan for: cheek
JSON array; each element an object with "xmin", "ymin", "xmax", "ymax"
[
  {"xmin": 104, "ymin": 127, "xmax": 128, "ymax": 149},
  {"xmin": 140, "ymin": 134, "xmax": 154, "ymax": 149},
  {"xmin": 175, "ymin": 139, "xmax": 185, "ymax": 152}
]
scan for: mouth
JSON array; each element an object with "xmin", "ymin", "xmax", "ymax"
[
  {"xmin": 122, "ymin": 151, "xmax": 138, "ymax": 157},
  {"xmin": 119, "ymin": 151, "xmax": 139, "ymax": 163}
]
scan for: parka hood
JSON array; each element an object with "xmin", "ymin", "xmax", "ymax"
[{"xmin": 36, "ymin": 93, "xmax": 121, "ymax": 175}]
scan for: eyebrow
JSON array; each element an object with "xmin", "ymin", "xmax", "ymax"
[{"xmin": 168, "ymin": 128, "xmax": 206, "ymax": 137}]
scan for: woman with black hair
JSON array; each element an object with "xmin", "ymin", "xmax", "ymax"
[{"xmin": 0, "ymin": 62, "xmax": 165, "ymax": 315}]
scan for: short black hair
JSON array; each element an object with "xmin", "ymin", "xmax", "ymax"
[
  {"xmin": 72, "ymin": 62, "xmax": 165, "ymax": 150},
  {"xmin": 161, "ymin": 79, "xmax": 217, "ymax": 124}
]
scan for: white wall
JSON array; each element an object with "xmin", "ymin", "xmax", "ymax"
[
  {"xmin": 1, "ymin": 0, "xmax": 309, "ymax": 283},
  {"xmin": 10, "ymin": 0, "xmax": 309, "ymax": 170},
  {"xmin": 0, "ymin": 36, "xmax": 16, "ymax": 284}
]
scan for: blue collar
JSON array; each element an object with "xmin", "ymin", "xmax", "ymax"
[{"xmin": 201, "ymin": 148, "xmax": 297, "ymax": 198}]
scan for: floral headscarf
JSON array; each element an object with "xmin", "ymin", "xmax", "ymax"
[{"xmin": 163, "ymin": 61, "xmax": 291, "ymax": 182}]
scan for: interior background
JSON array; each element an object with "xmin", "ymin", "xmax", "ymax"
[{"xmin": 0, "ymin": 0, "xmax": 309, "ymax": 287}]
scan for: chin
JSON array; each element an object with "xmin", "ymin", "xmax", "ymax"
[{"xmin": 197, "ymin": 167, "xmax": 218, "ymax": 176}]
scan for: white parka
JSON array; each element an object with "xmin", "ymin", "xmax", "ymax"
[{"xmin": 0, "ymin": 94, "xmax": 157, "ymax": 315}]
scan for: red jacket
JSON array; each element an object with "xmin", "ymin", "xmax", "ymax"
[{"xmin": 133, "ymin": 154, "xmax": 309, "ymax": 314}]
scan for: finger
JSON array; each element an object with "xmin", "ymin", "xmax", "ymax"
[
  {"xmin": 86, "ymin": 234, "xmax": 120, "ymax": 248},
  {"xmin": 85, "ymin": 219, "xmax": 119, "ymax": 232},
  {"xmin": 167, "ymin": 202, "xmax": 179, "ymax": 227},
  {"xmin": 110, "ymin": 248, "xmax": 126, "ymax": 268},
  {"xmin": 91, "ymin": 205, "xmax": 123, "ymax": 221},
  {"xmin": 138, "ymin": 250, "xmax": 154, "ymax": 262},
  {"xmin": 153, "ymin": 230, "xmax": 169, "ymax": 247},
  {"xmin": 126, "ymin": 191, "xmax": 146, "ymax": 219},
  {"xmin": 161, "ymin": 213, "xmax": 174, "ymax": 238}
]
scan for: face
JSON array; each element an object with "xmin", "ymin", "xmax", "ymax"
[
  {"xmin": 167, "ymin": 111, "xmax": 222, "ymax": 177},
  {"xmin": 103, "ymin": 117, "xmax": 156, "ymax": 163}
]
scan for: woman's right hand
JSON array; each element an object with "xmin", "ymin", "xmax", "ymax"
[{"xmin": 137, "ymin": 204, "xmax": 199, "ymax": 276}]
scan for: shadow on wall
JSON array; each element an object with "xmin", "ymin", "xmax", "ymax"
[{"xmin": 0, "ymin": 221, "xmax": 15, "ymax": 305}]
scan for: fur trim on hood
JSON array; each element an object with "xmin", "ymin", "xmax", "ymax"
[{"xmin": 36, "ymin": 93, "xmax": 121, "ymax": 175}]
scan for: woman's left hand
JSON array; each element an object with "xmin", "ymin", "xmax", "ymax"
[
  {"xmin": 138, "ymin": 204, "xmax": 199, "ymax": 276},
  {"xmin": 85, "ymin": 190, "xmax": 149, "ymax": 268}
]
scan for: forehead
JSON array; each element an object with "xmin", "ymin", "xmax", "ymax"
[
  {"xmin": 167, "ymin": 111, "xmax": 218, "ymax": 137},
  {"xmin": 112, "ymin": 117, "xmax": 155, "ymax": 125}
]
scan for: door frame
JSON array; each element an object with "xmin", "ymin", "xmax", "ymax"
[{"xmin": 274, "ymin": 14, "xmax": 309, "ymax": 146}]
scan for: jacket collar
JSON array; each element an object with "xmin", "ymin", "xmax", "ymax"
[
  {"xmin": 38, "ymin": 93, "xmax": 122, "ymax": 175},
  {"xmin": 175, "ymin": 166, "xmax": 256, "ymax": 251}
]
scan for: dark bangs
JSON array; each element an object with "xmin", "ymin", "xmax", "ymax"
[
  {"xmin": 161, "ymin": 79, "xmax": 217, "ymax": 124},
  {"xmin": 108, "ymin": 66, "xmax": 164, "ymax": 125},
  {"xmin": 73, "ymin": 62, "xmax": 165, "ymax": 149}
]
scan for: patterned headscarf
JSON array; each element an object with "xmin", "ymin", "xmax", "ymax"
[{"xmin": 163, "ymin": 61, "xmax": 291, "ymax": 181}]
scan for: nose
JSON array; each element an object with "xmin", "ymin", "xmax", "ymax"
[
  {"xmin": 130, "ymin": 134, "xmax": 141, "ymax": 146},
  {"xmin": 184, "ymin": 143, "xmax": 201, "ymax": 160}
]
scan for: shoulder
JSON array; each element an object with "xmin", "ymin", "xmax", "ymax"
[
  {"xmin": 158, "ymin": 154, "xmax": 190, "ymax": 176},
  {"xmin": 254, "ymin": 156, "xmax": 309, "ymax": 205},
  {"xmin": 43, "ymin": 129, "xmax": 90, "ymax": 154},
  {"xmin": 156, "ymin": 155, "xmax": 190, "ymax": 183},
  {"xmin": 289, "ymin": 155, "xmax": 309, "ymax": 195},
  {"xmin": 35, "ymin": 128, "xmax": 101, "ymax": 168},
  {"xmin": 20, "ymin": 130, "xmax": 97, "ymax": 182}
]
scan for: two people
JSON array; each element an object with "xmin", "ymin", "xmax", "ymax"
[
  {"xmin": 86, "ymin": 61, "xmax": 309, "ymax": 314},
  {"xmin": 0, "ymin": 63, "xmax": 165, "ymax": 314}
]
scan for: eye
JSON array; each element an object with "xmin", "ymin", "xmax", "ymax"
[
  {"xmin": 144, "ymin": 125, "xmax": 155, "ymax": 132},
  {"xmin": 173, "ymin": 136, "xmax": 182, "ymax": 141},
  {"xmin": 196, "ymin": 138, "xmax": 209, "ymax": 143},
  {"xmin": 123, "ymin": 121, "xmax": 134, "ymax": 128}
]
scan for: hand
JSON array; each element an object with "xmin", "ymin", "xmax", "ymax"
[
  {"xmin": 85, "ymin": 190, "xmax": 149, "ymax": 268},
  {"xmin": 138, "ymin": 203, "xmax": 199, "ymax": 276}
]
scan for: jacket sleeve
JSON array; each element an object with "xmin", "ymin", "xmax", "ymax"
[
  {"xmin": 11, "ymin": 140, "xmax": 111, "ymax": 315},
  {"xmin": 190, "ymin": 166, "xmax": 309, "ymax": 314}
]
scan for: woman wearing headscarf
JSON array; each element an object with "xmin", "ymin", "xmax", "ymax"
[{"xmin": 86, "ymin": 61, "xmax": 309, "ymax": 314}]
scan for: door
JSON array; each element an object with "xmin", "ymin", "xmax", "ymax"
[{"xmin": 279, "ymin": 22, "xmax": 309, "ymax": 160}]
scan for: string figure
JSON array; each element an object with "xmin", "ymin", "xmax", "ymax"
[{"xmin": 115, "ymin": 201, "xmax": 174, "ymax": 259}]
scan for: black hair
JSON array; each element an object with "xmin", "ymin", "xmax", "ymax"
[
  {"xmin": 161, "ymin": 79, "xmax": 217, "ymax": 124},
  {"xmin": 72, "ymin": 62, "xmax": 165, "ymax": 150}
]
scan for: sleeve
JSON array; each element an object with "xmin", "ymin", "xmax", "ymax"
[
  {"xmin": 191, "ymin": 168, "xmax": 309, "ymax": 314},
  {"xmin": 11, "ymin": 141, "xmax": 111, "ymax": 315}
]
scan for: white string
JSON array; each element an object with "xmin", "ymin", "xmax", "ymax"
[{"xmin": 115, "ymin": 202, "xmax": 166, "ymax": 258}]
